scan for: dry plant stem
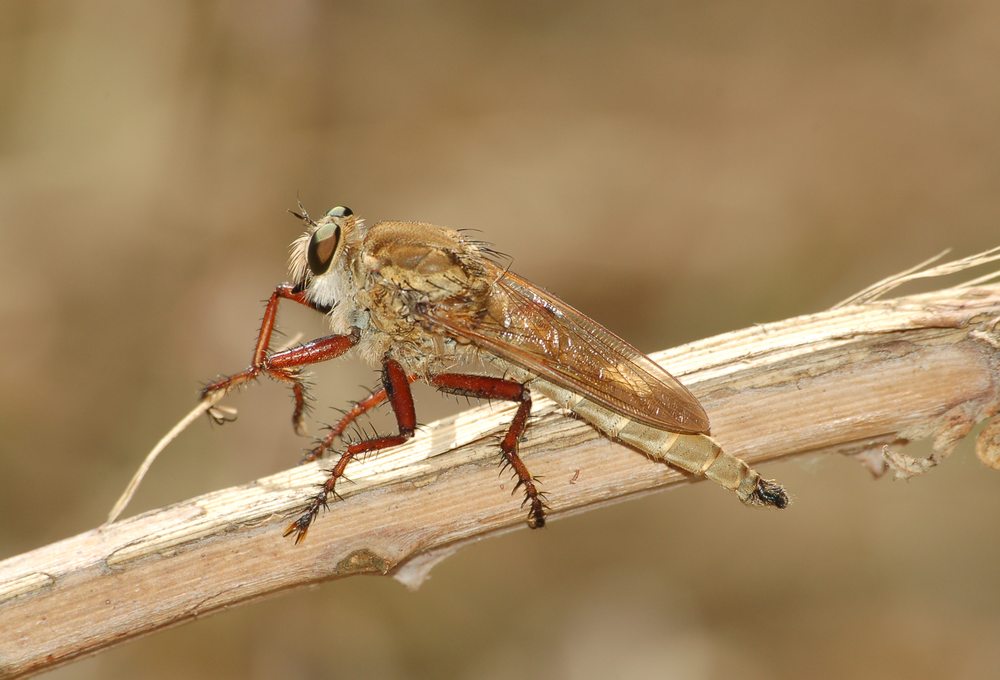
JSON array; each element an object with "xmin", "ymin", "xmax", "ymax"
[{"xmin": 3, "ymin": 285, "xmax": 1000, "ymax": 678}]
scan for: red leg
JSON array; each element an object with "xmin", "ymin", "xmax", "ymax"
[
  {"xmin": 285, "ymin": 368, "xmax": 544, "ymax": 543},
  {"xmin": 284, "ymin": 357, "xmax": 417, "ymax": 542},
  {"xmin": 201, "ymin": 283, "xmax": 354, "ymax": 434},
  {"xmin": 301, "ymin": 373, "xmax": 419, "ymax": 463},
  {"xmin": 431, "ymin": 374, "xmax": 545, "ymax": 529}
]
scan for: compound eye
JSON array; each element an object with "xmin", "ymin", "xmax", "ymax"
[
  {"xmin": 327, "ymin": 206, "xmax": 353, "ymax": 219},
  {"xmin": 307, "ymin": 222, "xmax": 341, "ymax": 275}
]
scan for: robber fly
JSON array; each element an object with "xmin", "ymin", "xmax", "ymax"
[{"xmin": 202, "ymin": 206, "xmax": 788, "ymax": 542}]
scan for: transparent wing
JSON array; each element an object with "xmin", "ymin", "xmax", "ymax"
[{"xmin": 420, "ymin": 268, "xmax": 710, "ymax": 434}]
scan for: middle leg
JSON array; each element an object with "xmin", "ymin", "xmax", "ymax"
[
  {"xmin": 300, "ymin": 372, "xmax": 419, "ymax": 463},
  {"xmin": 284, "ymin": 356, "xmax": 417, "ymax": 542}
]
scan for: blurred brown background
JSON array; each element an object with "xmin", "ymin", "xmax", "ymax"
[{"xmin": 2, "ymin": 1, "xmax": 999, "ymax": 678}]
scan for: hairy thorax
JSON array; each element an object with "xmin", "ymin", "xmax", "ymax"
[{"xmin": 345, "ymin": 221, "xmax": 492, "ymax": 376}]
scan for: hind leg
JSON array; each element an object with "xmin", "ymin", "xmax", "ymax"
[{"xmin": 430, "ymin": 374, "xmax": 546, "ymax": 528}]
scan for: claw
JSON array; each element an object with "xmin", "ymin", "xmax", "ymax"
[
  {"xmin": 527, "ymin": 504, "xmax": 546, "ymax": 529},
  {"xmin": 282, "ymin": 514, "xmax": 313, "ymax": 544}
]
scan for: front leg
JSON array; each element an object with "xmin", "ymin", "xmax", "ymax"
[{"xmin": 200, "ymin": 282, "xmax": 353, "ymax": 434}]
